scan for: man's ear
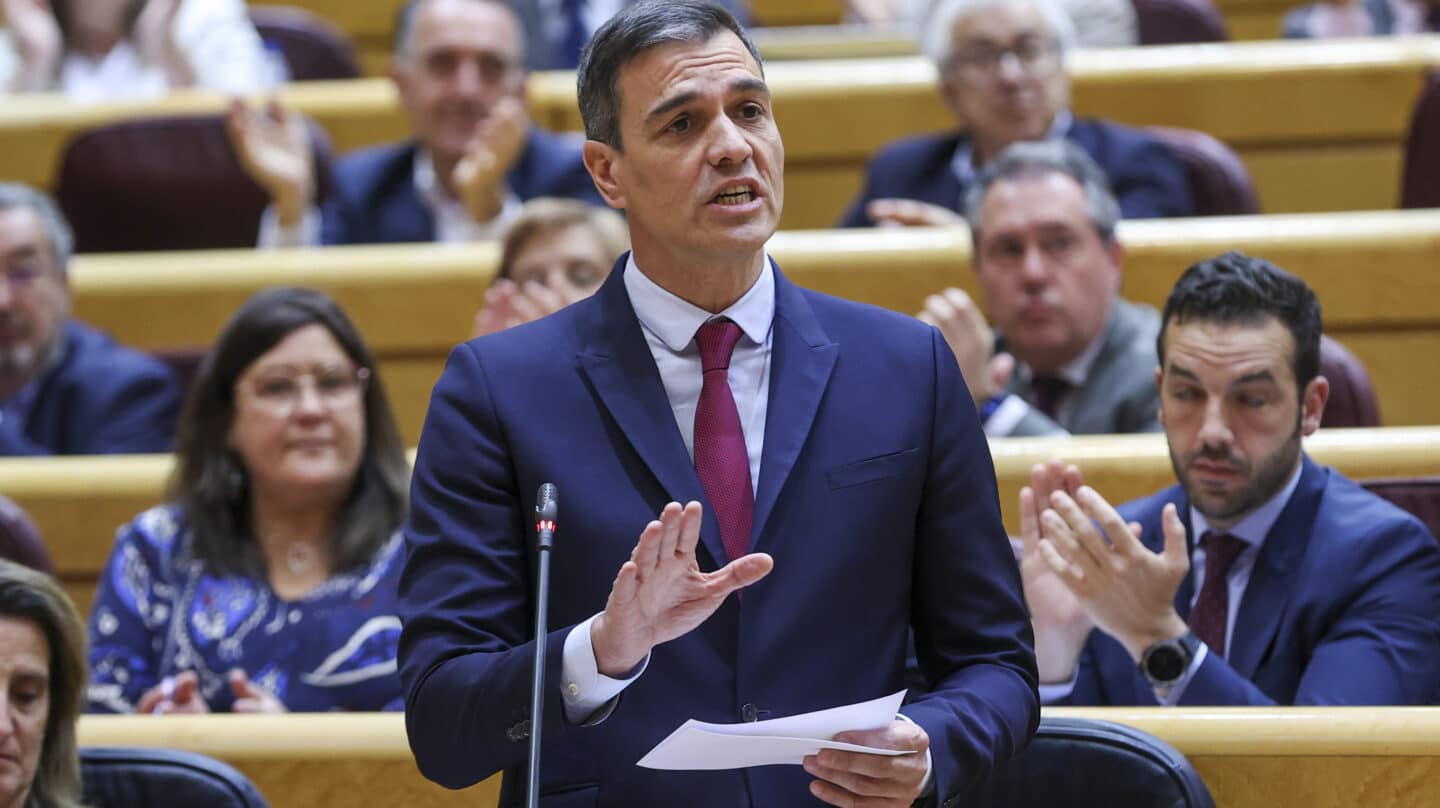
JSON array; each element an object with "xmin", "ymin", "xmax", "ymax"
[
  {"xmin": 1154, "ymin": 365, "xmax": 1165, "ymax": 429},
  {"xmin": 583, "ymin": 140, "xmax": 627, "ymax": 210},
  {"xmin": 1300, "ymin": 375, "xmax": 1330, "ymax": 436}
]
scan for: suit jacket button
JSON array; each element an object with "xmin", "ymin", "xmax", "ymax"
[{"xmin": 740, "ymin": 703, "xmax": 758, "ymax": 722}]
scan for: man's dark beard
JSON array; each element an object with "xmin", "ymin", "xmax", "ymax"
[{"xmin": 1171, "ymin": 416, "xmax": 1303, "ymax": 525}]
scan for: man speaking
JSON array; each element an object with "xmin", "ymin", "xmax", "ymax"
[{"xmin": 397, "ymin": 3, "xmax": 1039, "ymax": 806}]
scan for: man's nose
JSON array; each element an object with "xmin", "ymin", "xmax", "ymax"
[
  {"xmin": 1197, "ymin": 397, "xmax": 1234, "ymax": 448},
  {"xmin": 707, "ymin": 116, "xmax": 753, "ymax": 167}
]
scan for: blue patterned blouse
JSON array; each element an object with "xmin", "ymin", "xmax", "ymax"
[{"xmin": 86, "ymin": 505, "xmax": 405, "ymax": 713}]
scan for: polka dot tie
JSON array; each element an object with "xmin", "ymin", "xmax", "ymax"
[
  {"xmin": 1189, "ymin": 532, "xmax": 1249, "ymax": 658},
  {"xmin": 693, "ymin": 318, "xmax": 753, "ymax": 565}
]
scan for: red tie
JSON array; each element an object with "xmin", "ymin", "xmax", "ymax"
[
  {"xmin": 1188, "ymin": 532, "xmax": 1249, "ymax": 658},
  {"xmin": 693, "ymin": 319, "xmax": 754, "ymax": 565}
]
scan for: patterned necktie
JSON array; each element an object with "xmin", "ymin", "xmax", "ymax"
[
  {"xmin": 693, "ymin": 318, "xmax": 754, "ymax": 565},
  {"xmin": 1029, "ymin": 374, "xmax": 1070, "ymax": 419},
  {"xmin": 1188, "ymin": 532, "xmax": 1249, "ymax": 658},
  {"xmin": 559, "ymin": 0, "xmax": 588, "ymax": 69}
]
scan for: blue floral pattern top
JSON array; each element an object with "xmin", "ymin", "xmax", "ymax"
[{"xmin": 86, "ymin": 505, "xmax": 405, "ymax": 713}]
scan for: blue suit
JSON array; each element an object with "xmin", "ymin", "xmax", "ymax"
[
  {"xmin": 317, "ymin": 130, "xmax": 603, "ymax": 245},
  {"xmin": 399, "ymin": 260, "xmax": 1039, "ymax": 807},
  {"xmin": 838, "ymin": 120, "xmax": 1195, "ymax": 227},
  {"xmin": 0, "ymin": 321, "xmax": 180, "ymax": 456},
  {"xmin": 1067, "ymin": 456, "xmax": 1440, "ymax": 706}
]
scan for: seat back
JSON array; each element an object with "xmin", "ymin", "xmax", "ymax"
[
  {"xmin": 56, "ymin": 116, "xmax": 331, "ymax": 253},
  {"xmin": 1318, "ymin": 334, "xmax": 1381, "ymax": 428},
  {"xmin": 971, "ymin": 717, "xmax": 1215, "ymax": 808},
  {"xmin": 249, "ymin": 4, "xmax": 361, "ymax": 81},
  {"xmin": 1360, "ymin": 477, "xmax": 1440, "ymax": 539},
  {"xmin": 1133, "ymin": 0, "xmax": 1229, "ymax": 44},
  {"xmin": 81, "ymin": 747, "xmax": 269, "ymax": 808},
  {"xmin": 1401, "ymin": 71, "xmax": 1440, "ymax": 208},
  {"xmin": 0, "ymin": 495, "xmax": 53, "ymax": 575},
  {"xmin": 1146, "ymin": 126, "xmax": 1259, "ymax": 216}
]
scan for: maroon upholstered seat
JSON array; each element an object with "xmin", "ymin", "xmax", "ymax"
[
  {"xmin": 152, "ymin": 346, "xmax": 210, "ymax": 405},
  {"xmin": 1360, "ymin": 478, "xmax": 1440, "ymax": 539},
  {"xmin": 1400, "ymin": 71, "xmax": 1440, "ymax": 209},
  {"xmin": 1133, "ymin": 0, "xmax": 1229, "ymax": 44},
  {"xmin": 0, "ymin": 495, "xmax": 54, "ymax": 575},
  {"xmin": 1145, "ymin": 126, "xmax": 1259, "ymax": 216},
  {"xmin": 249, "ymin": 5, "xmax": 361, "ymax": 82},
  {"xmin": 56, "ymin": 116, "xmax": 332, "ymax": 253},
  {"xmin": 1318, "ymin": 334, "xmax": 1381, "ymax": 429}
]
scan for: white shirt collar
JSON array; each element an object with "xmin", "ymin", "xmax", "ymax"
[
  {"xmin": 622, "ymin": 253, "xmax": 775, "ymax": 352},
  {"xmin": 1190, "ymin": 459, "xmax": 1305, "ymax": 550}
]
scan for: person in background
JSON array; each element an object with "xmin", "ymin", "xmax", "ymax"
[
  {"xmin": 227, "ymin": 0, "xmax": 602, "ymax": 248},
  {"xmin": 921, "ymin": 140, "xmax": 1162, "ymax": 438},
  {"xmin": 86, "ymin": 287, "xmax": 410, "ymax": 714},
  {"xmin": 0, "ymin": 0, "xmax": 266, "ymax": 101},
  {"xmin": 511, "ymin": 0, "xmax": 751, "ymax": 70},
  {"xmin": 839, "ymin": 0, "xmax": 1191, "ymax": 228},
  {"xmin": 0, "ymin": 183, "xmax": 181, "ymax": 456},
  {"xmin": 1283, "ymin": 0, "xmax": 1440, "ymax": 37},
  {"xmin": 471, "ymin": 197, "xmax": 628, "ymax": 337},
  {"xmin": 0, "ymin": 558, "xmax": 89, "ymax": 808},
  {"xmin": 845, "ymin": 0, "xmax": 1138, "ymax": 48}
]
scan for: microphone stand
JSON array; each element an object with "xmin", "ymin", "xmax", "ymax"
[{"xmin": 527, "ymin": 484, "xmax": 558, "ymax": 808}]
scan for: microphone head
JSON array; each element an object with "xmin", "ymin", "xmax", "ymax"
[{"xmin": 535, "ymin": 483, "xmax": 559, "ymax": 525}]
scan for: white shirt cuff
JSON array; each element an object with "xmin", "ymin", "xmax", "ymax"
[
  {"xmin": 257, "ymin": 204, "xmax": 320, "ymax": 248},
  {"xmin": 1155, "ymin": 643, "xmax": 1208, "ymax": 706},
  {"xmin": 1038, "ymin": 668, "xmax": 1079, "ymax": 704},
  {"xmin": 981, "ymin": 394, "xmax": 1029, "ymax": 437},
  {"xmin": 894, "ymin": 712, "xmax": 934, "ymax": 796},
  {"xmin": 560, "ymin": 613, "xmax": 649, "ymax": 723}
]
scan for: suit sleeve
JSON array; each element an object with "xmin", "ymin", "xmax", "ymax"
[
  {"xmin": 397, "ymin": 343, "xmax": 585, "ymax": 789},
  {"xmin": 902, "ymin": 327, "xmax": 1040, "ymax": 802},
  {"xmin": 74, "ymin": 358, "xmax": 182, "ymax": 455}
]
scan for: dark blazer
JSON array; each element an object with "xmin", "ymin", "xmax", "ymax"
[
  {"xmin": 1066, "ymin": 456, "xmax": 1440, "ymax": 706},
  {"xmin": 0, "ymin": 321, "xmax": 180, "ymax": 456},
  {"xmin": 318, "ymin": 129, "xmax": 602, "ymax": 245},
  {"xmin": 838, "ymin": 119, "xmax": 1195, "ymax": 227},
  {"xmin": 399, "ymin": 260, "xmax": 1039, "ymax": 807},
  {"xmin": 1003, "ymin": 300, "xmax": 1163, "ymax": 437}
]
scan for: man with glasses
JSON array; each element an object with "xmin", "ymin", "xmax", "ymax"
[
  {"xmin": 228, "ymin": 0, "xmax": 602, "ymax": 247},
  {"xmin": 0, "ymin": 184, "xmax": 180, "ymax": 456},
  {"xmin": 840, "ymin": 0, "xmax": 1193, "ymax": 227}
]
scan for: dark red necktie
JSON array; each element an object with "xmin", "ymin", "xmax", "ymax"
[
  {"xmin": 1188, "ymin": 532, "xmax": 1249, "ymax": 658},
  {"xmin": 1029, "ymin": 374, "xmax": 1070, "ymax": 419},
  {"xmin": 693, "ymin": 319, "xmax": 754, "ymax": 564}
]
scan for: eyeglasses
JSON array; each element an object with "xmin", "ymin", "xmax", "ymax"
[
  {"xmin": 239, "ymin": 367, "xmax": 369, "ymax": 417},
  {"xmin": 1, "ymin": 265, "xmax": 48, "ymax": 290},
  {"xmin": 946, "ymin": 37, "xmax": 1062, "ymax": 80}
]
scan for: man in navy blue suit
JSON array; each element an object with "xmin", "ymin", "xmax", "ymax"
[
  {"xmin": 1021, "ymin": 252, "xmax": 1440, "ymax": 706},
  {"xmin": 839, "ymin": 0, "xmax": 1193, "ymax": 228},
  {"xmin": 398, "ymin": 2, "xmax": 1038, "ymax": 806},
  {"xmin": 229, "ymin": 0, "xmax": 602, "ymax": 248},
  {"xmin": 0, "ymin": 184, "xmax": 180, "ymax": 457}
]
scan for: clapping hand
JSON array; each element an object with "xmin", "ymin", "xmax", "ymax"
[
  {"xmin": 917, "ymin": 287, "xmax": 1014, "ymax": 405},
  {"xmin": 225, "ymin": 98, "xmax": 315, "ymax": 226},
  {"xmin": 135, "ymin": 670, "xmax": 209, "ymax": 715},
  {"xmin": 3, "ymin": 0, "xmax": 61, "ymax": 91},
  {"xmin": 453, "ymin": 96, "xmax": 528, "ymax": 224},
  {"xmin": 229, "ymin": 669, "xmax": 288, "ymax": 713}
]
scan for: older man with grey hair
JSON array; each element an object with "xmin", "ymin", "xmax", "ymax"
[
  {"xmin": 919, "ymin": 140, "xmax": 1162, "ymax": 437},
  {"xmin": 840, "ymin": 0, "xmax": 1192, "ymax": 227},
  {"xmin": 0, "ymin": 183, "xmax": 180, "ymax": 456}
]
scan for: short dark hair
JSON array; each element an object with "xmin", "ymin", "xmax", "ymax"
[
  {"xmin": 0, "ymin": 560, "xmax": 87, "ymax": 808},
  {"xmin": 577, "ymin": 0, "xmax": 762, "ymax": 149},
  {"xmin": 170, "ymin": 287, "xmax": 409, "ymax": 579},
  {"xmin": 1158, "ymin": 252, "xmax": 1322, "ymax": 394}
]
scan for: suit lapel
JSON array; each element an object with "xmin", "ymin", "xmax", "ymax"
[
  {"xmin": 752, "ymin": 268, "xmax": 837, "ymax": 550},
  {"xmin": 1227, "ymin": 457, "xmax": 1326, "ymax": 678},
  {"xmin": 575, "ymin": 261, "xmax": 724, "ymax": 565}
]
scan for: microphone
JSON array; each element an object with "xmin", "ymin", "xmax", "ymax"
[{"xmin": 526, "ymin": 483, "xmax": 558, "ymax": 808}]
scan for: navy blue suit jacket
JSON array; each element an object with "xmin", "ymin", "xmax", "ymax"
[
  {"xmin": 399, "ymin": 260, "xmax": 1039, "ymax": 807},
  {"xmin": 1067, "ymin": 456, "xmax": 1440, "ymax": 706},
  {"xmin": 0, "ymin": 321, "xmax": 180, "ymax": 456},
  {"xmin": 838, "ymin": 119, "xmax": 1195, "ymax": 227},
  {"xmin": 318, "ymin": 129, "xmax": 602, "ymax": 245}
]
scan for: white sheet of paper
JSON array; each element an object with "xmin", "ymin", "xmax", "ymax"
[{"xmin": 637, "ymin": 690, "xmax": 914, "ymax": 770}]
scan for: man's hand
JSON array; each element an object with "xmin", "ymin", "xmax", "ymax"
[
  {"xmin": 590, "ymin": 501, "xmax": 773, "ymax": 677},
  {"xmin": 133, "ymin": 0, "xmax": 192, "ymax": 85},
  {"xmin": 865, "ymin": 198, "xmax": 965, "ymax": 228},
  {"xmin": 453, "ymin": 96, "xmax": 528, "ymax": 224},
  {"xmin": 225, "ymin": 98, "xmax": 315, "ymax": 227},
  {"xmin": 3, "ymin": 0, "xmax": 61, "ymax": 91},
  {"xmin": 804, "ymin": 719, "xmax": 930, "ymax": 807},
  {"xmin": 1019, "ymin": 460, "xmax": 1096, "ymax": 684},
  {"xmin": 135, "ymin": 671, "xmax": 210, "ymax": 715},
  {"xmin": 471, "ymin": 278, "xmax": 581, "ymax": 338},
  {"xmin": 917, "ymin": 287, "xmax": 1011, "ymax": 404},
  {"xmin": 229, "ymin": 669, "xmax": 288, "ymax": 713},
  {"xmin": 1038, "ymin": 490, "xmax": 1190, "ymax": 662}
]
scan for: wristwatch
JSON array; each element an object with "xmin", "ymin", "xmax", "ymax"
[{"xmin": 1139, "ymin": 630, "xmax": 1201, "ymax": 688}]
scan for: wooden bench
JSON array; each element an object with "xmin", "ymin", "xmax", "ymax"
[
  {"xmin": 65, "ymin": 209, "xmax": 1440, "ymax": 440},
  {"xmin": 13, "ymin": 427, "xmax": 1439, "ymax": 618},
  {"xmin": 76, "ymin": 708, "xmax": 1440, "ymax": 808},
  {"xmin": 2, "ymin": 38, "xmax": 1437, "ymax": 226}
]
